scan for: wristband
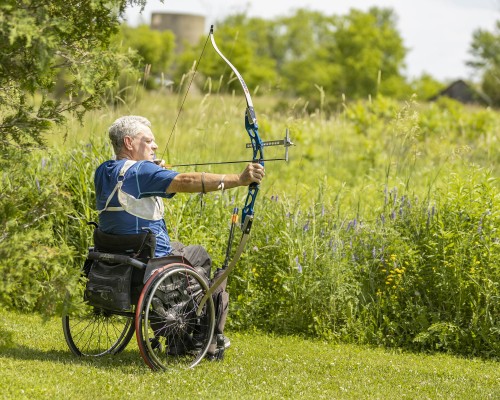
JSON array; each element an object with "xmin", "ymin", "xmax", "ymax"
[{"xmin": 218, "ymin": 175, "xmax": 226, "ymax": 191}]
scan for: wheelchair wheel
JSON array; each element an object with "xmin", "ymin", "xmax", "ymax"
[
  {"xmin": 135, "ymin": 264, "xmax": 215, "ymax": 370},
  {"xmin": 62, "ymin": 290, "xmax": 135, "ymax": 357}
]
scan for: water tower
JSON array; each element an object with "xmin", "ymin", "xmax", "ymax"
[{"xmin": 151, "ymin": 12, "xmax": 206, "ymax": 53}]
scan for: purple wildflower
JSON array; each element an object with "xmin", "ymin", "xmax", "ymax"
[
  {"xmin": 332, "ymin": 243, "xmax": 338, "ymax": 255},
  {"xmin": 346, "ymin": 221, "xmax": 352, "ymax": 232},
  {"xmin": 295, "ymin": 256, "xmax": 303, "ymax": 273}
]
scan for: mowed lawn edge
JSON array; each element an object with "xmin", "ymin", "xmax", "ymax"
[{"xmin": 0, "ymin": 309, "xmax": 499, "ymax": 400}]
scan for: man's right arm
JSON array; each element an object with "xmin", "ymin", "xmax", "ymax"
[{"xmin": 166, "ymin": 163, "xmax": 265, "ymax": 194}]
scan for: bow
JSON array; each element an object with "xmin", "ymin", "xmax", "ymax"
[
  {"xmin": 209, "ymin": 25, "xmax": 264, "ymax": 233},
  {"xmin": 197, "ymin": 25, "xmax": 265, "ymax": 311}
]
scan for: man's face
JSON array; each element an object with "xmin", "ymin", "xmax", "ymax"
[{"xmin": 126, "ymin": 128, "xmax": 158, "ymax": 161}]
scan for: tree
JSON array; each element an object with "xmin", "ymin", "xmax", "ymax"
[
  {"xmin": 113, "ymin": 24, "xmax": 175, "ymax": 83},
  {"xmin": 173, "ymin": 19, "xmax": 277, "ymax": 96},
  {"xmin": 189, "ymin": 8, "xmax": 409, "ymax": 106},
  {"xmin": 468, "ymin": 20, "xmax": 500, "ymax": 106},
  {"xmin": 0, "ymin": 0, "xmax": 149, "ymax": 150},
  {"xmin": 325, "ymin": 7, "xmax": 408, "ymax": 99},
  {"xmin": 409, "ymin": 73, "xmax": 444, "ymax": 101}
]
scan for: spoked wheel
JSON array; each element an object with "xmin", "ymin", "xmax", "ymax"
[
  {"xmin": 62, "ymin": 288, "xmax": 135, "ymax": 357},
  {"xmin": 135, "ymin": 264, "xmax": 215, "ymax": 370}
]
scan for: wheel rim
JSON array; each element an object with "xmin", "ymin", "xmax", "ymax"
[
  {"xmin": 136, "ymin": 266, "xmax": 215, "ymax": 370},
  {"xmin": 63, "ymin": 293, "xmax": 135, "ymax": 357}
]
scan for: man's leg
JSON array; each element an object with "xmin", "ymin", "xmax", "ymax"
[
  {"xmin": 171, "ymin": 242, "xmax": 230, "ymax": 357},
  {"xmin": 210, "ymin": 268, "xmax": 229, "ymax": 338},
  {"xmin": 170, "ymin": 242, "xmax": 211, "ymax": 279}
]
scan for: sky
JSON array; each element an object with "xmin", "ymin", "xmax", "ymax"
[{"xmin": 124, "ymin": 0, "xmax": 500, "ymax": 82}]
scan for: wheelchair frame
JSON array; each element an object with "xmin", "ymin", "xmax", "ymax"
[{"xmin": 62, "ymin": 250, "xmax": 216, "ymax": 371}]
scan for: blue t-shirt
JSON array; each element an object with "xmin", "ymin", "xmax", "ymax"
[{"xmin": 94, "ymin": 159, "xmax": 179, "ymax": 256}]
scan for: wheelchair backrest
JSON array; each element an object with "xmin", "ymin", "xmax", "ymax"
[{"xmin": 93, "ymin": 228, "xmax": 156, "ymax": 259}]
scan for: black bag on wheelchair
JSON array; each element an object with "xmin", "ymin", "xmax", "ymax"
[
  {"xmin": 84, "ymin": 228, "xmax": 156, "ymax": 311},
  {"xmin": 84, "ymin": 260, "xmax": 134, "ymax": 311}
]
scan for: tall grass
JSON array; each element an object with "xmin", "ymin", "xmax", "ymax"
[{"xmin": 1, "ymin": 90, "xmax": 499, "ymax": 357}]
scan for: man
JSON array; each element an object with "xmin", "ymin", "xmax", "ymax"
[{"xmin": 95, "ymin": 115, "xmax": 265, "ymax": 357}]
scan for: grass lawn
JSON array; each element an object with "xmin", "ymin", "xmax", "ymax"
[{"xmin": 0, "ymin": 309, "xmax": 498, "ymax": 399}]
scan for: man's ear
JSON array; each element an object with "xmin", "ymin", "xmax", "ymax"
[{"xmin": 123, "ymin": 135, "xmax": 133, "ymax": 150}]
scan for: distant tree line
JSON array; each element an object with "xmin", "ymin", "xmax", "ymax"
[
  {"xmin": 187, "ymin": 9, "xmax": 412, "ymax": 101},
  {"xmin": 0, "ymin": 1, "xmax": 498, "ymax": 149},
  {"xmin": 99, "ymin": 7, "xmax": 500, "ymax": 110}
]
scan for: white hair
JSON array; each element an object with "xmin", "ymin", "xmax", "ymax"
[{"xmin": 108, "ymin": 115, "xmax": 151, "ymax": 155}]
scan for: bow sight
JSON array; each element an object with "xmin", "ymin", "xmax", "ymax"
[{"xmin": 166, "ymin": 129, "xmax": 294, "ymax": 168}]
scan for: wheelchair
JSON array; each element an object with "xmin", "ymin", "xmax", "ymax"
[{"xmin": 62, "ymin": 226, "xmax": 217, "ymax": 371}]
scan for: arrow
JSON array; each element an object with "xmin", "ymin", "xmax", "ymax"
[
  {"xmin": 160, "ymin": 129, "xmax": 295, "ymax": 168},
  {"xmin": 162, "ymin": 157, "xmax": 287, "ymax": 168}
]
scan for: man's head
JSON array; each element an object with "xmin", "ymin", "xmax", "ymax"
[{"xmin": 108, "ymin": 115, "xmax": 158, "ymax": 161}]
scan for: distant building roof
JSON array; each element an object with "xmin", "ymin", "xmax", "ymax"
[{"xmin": 430, "ymin": 79, "xmax": 491, "ymax": 106}]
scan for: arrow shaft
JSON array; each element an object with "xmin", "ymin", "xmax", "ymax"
[{"xmin": 168, "ymin": 157, "xmax": 286, "ymax": 168}]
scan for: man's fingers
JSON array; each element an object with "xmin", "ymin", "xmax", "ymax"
[{"xmin": 249, "ymin": 163, "xmax": 265, "ymax": 183}]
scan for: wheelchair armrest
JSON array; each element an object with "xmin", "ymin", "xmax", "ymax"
[{"xmin": 87, "ymin": 251, "xmax": 147, "ymax": 270}]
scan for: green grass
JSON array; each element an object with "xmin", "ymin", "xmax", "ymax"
[
  {"xmin": 1, "ymin": 309, "xmax": 498, "ymax": 399},
  {"xmin": 2, "ymin": 92, "xmax": 500, "ymax": 357}
]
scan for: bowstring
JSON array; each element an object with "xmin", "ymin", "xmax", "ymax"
[{"xmin": 158, "ymin": 30, "xmax": 212, "ymax": 162}]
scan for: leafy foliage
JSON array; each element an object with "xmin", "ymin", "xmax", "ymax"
[
  {"xmin": 0, "ymin": 0, "xmax": 149, "ymax": 150},
  {"xmin": 1, "ymin": 88, "xmax": 499, "ymax": 357},
  {"xmin": 174, "ymin": 7, "xmax": 409, "ymax": 110},
  {"xmin": 112, "ymin": 24, "xmax": 175, "ymax": 88},
  {"xmin": 468, "ymin": 20, "xmax": 500, "ymax": 106}
]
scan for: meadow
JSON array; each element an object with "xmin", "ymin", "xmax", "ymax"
[
  {"xmin": 1, "ymin": 88, "xmax": 500, "ymax": 360},
  {"xmin": 1, "ymin": 308, "xmax": 499, "ymax": 399}
]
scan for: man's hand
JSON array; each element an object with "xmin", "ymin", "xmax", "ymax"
[
  {"xmin": 154, "ymin": 159, "xmax": 166, "ymax": 168},
  {"xmin": 239, "ymin": 163, "xmax": 265, "ymax": 186}
]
